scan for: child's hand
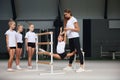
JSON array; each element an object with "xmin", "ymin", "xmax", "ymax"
[
  {"xmin": 60, "ymin": 27, "xmax": 62, "ymax": 32},
  {"xmin": 60, "ymin": 27, "xmax": 63, "ymax": 34}
]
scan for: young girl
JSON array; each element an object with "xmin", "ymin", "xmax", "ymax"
[
  {"xmin": 25, "ymin": 23, "xmax": 37, "ymax": 69},
  {"xmin": 39, "ymin": 27, "xmax": 76, "ymax": 60},
  {"xmin": 5, "ymin": 19, "xmax": 16, "ymax": 71},
  {"xmin": 16, "ymin": 24, "xmax": 23, "ymax": 70}
]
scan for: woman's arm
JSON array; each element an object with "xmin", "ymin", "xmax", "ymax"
[
  {"xmin": 64, "ymin": 22, "xmax": 80, "ymax": 32},
  {"xmin": 73, "ymin": 22, "xmax": 80, "ymax": 32},
  {"xmin": 64, "ymin": 32, "xmax": 67, "ymax": 43}
]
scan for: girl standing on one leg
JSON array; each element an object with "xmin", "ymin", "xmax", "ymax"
[
  {"xmin": 15, "ymin": 24, "xmax": 23, "ymax": 70},
  {"xmin": 25, "ymin": 23, "xmax": 37, "ymax": 69},
  {"xmin": 63, "ymin": 9, "xmax": 84, "ymax": 72},
  {"xmin": 5, "ymin": 19, "xmax": 16, "ymax": 72}
]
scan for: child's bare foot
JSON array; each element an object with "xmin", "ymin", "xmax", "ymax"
[{"xmin": 39, "ymin": 48, "xmax": 46, "ymax": 52}]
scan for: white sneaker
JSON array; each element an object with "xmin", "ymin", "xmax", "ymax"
[
  {"xmin": 28, "ymin": 66, "xmax": 33, "ymax": 69},
  {"xmin": 63, "ymin": 66, "xmax": 73, "ymax": 71},
  {"xmin": 16, "ymin": 65, "xmax": 22, "ymax": 70},
  {"xmin": 76, "ymin": 68, "xmax": 85, "ymax": 72},
  {"xmin": 39, "ymin": 48, "xmax": 46, "ymax": 52},
  {"xmin": 7, "ymin": 68, "xmax": 14, "ymax": 72}
]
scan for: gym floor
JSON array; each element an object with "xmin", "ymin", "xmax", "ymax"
[{"xmin": 0, "ymin": 60, "xmax": 120, "ymax": 80}]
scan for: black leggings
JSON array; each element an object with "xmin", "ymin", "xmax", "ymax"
[{"xmin": 69, "ymin": 37, "xmax": 84, "ymax": 65}]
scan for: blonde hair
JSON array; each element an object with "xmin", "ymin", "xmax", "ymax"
[
  {"xmin": 28, "ymin": 23, "xmax": 34, "ymax": 27},
  {"xmin": 17, "ymin": 24, "xmax": 23, "ymax": 30},
  {"xmin": 8, "ymin": 19, "xmax": 15, "ymax": 26}
]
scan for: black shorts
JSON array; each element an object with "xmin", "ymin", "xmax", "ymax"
[
  {"xmin": 58, "ymin": 53, "xmax": 67, "ymax": 59},
  {"xmin": 28, "ymin": 43, "xmax": 36, "ymax": 48},
  {"xmin": 10, "ymin": 47, "xmax": 16, "ymax": 49},
  {"xmin": 17, "ymin": 43, "xmax": 23, "ymax": 48}
]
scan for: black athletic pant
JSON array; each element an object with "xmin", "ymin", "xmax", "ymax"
[{"xmin": 69, "ymin": 37, "xmax": 84, "ymax": 65}]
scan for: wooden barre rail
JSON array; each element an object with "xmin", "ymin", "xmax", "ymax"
[
  {"xmin": 36, "ymin": 32, "xmax": 53, "ymax": 36},
  {"xmin": 38, "ymin": 42, "xmax": 52, "ymax": 45},
  {"xmin": 37, "ymin": 61, "xmax": 51, "ymax": 65}
]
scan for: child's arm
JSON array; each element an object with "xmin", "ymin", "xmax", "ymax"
[
  {"xmin": 25, "ymin": 33, "xmax": 28, "ymax": 51},
  {"xmin": 59, "ymin": 27, "xmax": 63, "ymax": 35},
  {"xmin": 6, "ymin": 35, "xmax": 9, "ymax": 51},
  {"xmin": 25, "ymin": 38, "xmax": 28, "ymax": 51},
  {"xmin": 15, "ymin": 33, "xmax": 18, "ymax": 48},
  {"xmin": 64, "ymin": 32, "xmax": 67, "ymax": 43},
  {"xmin": 59, "ymin": 27, "xmax": 66, "ymax": 35}
]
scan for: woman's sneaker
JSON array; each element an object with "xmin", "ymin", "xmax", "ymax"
[
  {"xmin": 63, "ymin": 66, "xmax": 73, "ymax": 71},
  {"xmin": 76, "ymin": 67, "xmax": 85, "ymax": 72}
]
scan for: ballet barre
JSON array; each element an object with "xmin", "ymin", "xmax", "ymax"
[
  {"xmin": 36, "ymin": 31, "xmax": 64, "ymax": 75},
  {"xmin": 37, "ymin": 32, "xmax": 53, "ymax": 36},
  {"xmin": 37, "ymin": 42, "xmax": 52, "ymax": 45}
]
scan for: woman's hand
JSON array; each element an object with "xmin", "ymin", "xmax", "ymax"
[
  {"xmin": 64, "ymin": 22, "xmax": 80, "ymax": 32},
  {"xmin": 64, "ymin": 28, "xmax": 72, "ymax": 31}
]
